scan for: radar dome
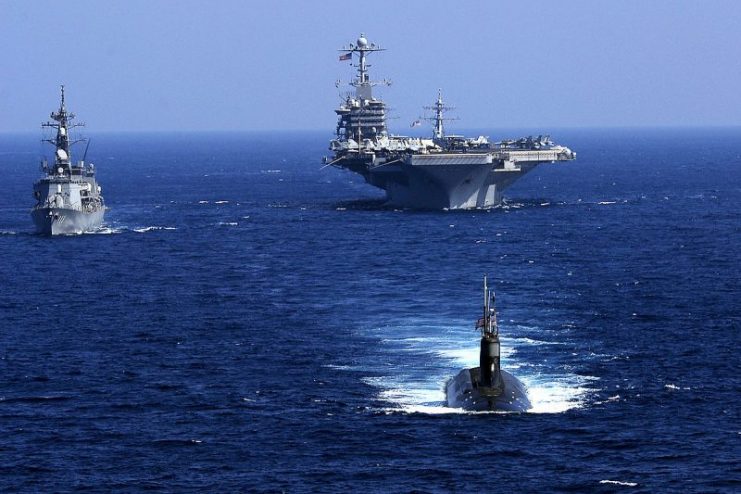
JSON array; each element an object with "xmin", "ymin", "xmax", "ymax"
[{"xmin": 357, "ymin": 36, "xmax": 368, "ymax": 47}]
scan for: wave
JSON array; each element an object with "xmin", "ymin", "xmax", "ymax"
[
  {"xmin": 522, "ymin": 374, "xmax": 597, "ymax": 414},
  {"xmin": 499, "ymin": 198, "xmax": 634, "ymax": 210},
  {"xmin": 511, "ymin": 336, "xmax": 566, "ymax": 346},
  {"xmin": 83, "ymin": 225, "xmax": 177, "ymax": 235},
  {"xmin": 85, "ymin": 226, "xmax": 125, "ymax": 235},
  {"xmin": 599, "ymin": 480, "xmax": 638, "ymax": 487},
  {"xmin": 664, "ymin": 383, "xmax": 691, "ymax": 391},
  {"xmin": 133, "ymin": 226, "xmax": 177, "ymax": 233},
  {"xmin": 354, "ymin": 318, "xmax": 595, "ymax": 415},
  {"xmin": 0, "ymin": 394, "xmax": 73, "ymax": 403},
  {"xmin": 594, "ymin": 394, "xmax": 622, "ymax": 405}
]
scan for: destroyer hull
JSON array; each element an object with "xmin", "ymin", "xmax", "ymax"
[
  {"xmin": 446, "ymin": 367, "xmax": 531, "ymax": 412},
  {"xmin": 31, "ymin": 207, "xmax": 104, "ymax": 236}
]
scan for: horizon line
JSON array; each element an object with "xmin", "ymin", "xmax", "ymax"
[{"xmin": 1, "ymin": 124, "xmax": 741, "ymax": 135}]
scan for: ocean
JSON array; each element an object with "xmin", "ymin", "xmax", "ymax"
[{"xmin": 0, "ymin": 128, "xmax": 738, "ymax": 492}]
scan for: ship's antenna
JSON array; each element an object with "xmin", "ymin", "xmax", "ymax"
[
  {"xmin": 338, "ymin": 34, "xmax": 390, "ymax": 101},
  {"xmin": 424, "ymin": 89, "xmax": 457, "ymax": 140},
  {"xmin": 483, "ymin": 275, "xmax": 488, "ymax": 328},
  {"xmin": 82, "ymin": 138, "xmax": 91, "ymax": 162},
  {"xmin": 490, "ymin": 289, "xmax": 498, "ymax": 336},
  {"xmin": 42, "ymin": 85, "xmax": 85, "ymax": 170},
  {"xmin": 481, "ymin": 275, "xmax": 498, "ymax": 336}
]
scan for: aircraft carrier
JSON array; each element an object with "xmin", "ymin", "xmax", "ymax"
[
  {"xmin": 325, "ymin": 35, "xmax": 576, "ymax": 210},
  {"xmin": 32, "ymin": 85, "xmax": 104, "ymax": 235}
]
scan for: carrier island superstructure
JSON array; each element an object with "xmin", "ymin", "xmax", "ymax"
[
  {"xmin": 32, "ymin": 85, "xmax": 104, "ymax": 235},
  {"xmin": 325, "ymin": 35, "xmax": 576, "ymax": 210}
]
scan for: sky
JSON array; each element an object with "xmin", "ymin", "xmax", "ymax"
[{"xmin": 1, "ymin": 0, "xmax": 741, "ymax": 132}]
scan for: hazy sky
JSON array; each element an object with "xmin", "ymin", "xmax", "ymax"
[{"xmin": 2, "ymin": 0, "xmax": 740, "ymax": 132}]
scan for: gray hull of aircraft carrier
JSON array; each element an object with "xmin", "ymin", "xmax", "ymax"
[{"xmin": 341, "ymin": 147, "xmax": 574, "ymax": 209}]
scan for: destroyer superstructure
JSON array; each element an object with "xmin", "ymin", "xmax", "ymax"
[
  {"xmin": 326, "ymin": 35, "xmax": 576, "ymax": 209},
  {"xmin": 32, "ymin": 85, "xmax": 104, "ymax": 235}
]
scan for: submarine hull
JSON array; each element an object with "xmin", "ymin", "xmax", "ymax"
[{"xmin": 445, "ymin": 367, "xmax": 531, "ymax": 412}]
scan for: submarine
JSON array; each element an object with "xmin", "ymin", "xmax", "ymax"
[{"xmin": 445, "ymin": 277, "xmax": 532, "ymax": 412}]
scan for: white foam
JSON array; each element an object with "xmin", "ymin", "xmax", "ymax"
[
  {"xmin": 323, "ymin": 364, "xmax": 352, "ymax": 371},
  {"xmin": 391, "ymin": 404, "xmax": 469, "ymax": 415},
  {"xmin": 354, "ymin": 318, "xmax": 595, "ymax": 415},
  {"xmin": 217, "ymin": 222, "xmax": 238, "ymax": 226},
  {"xmin": 86, "ymin": 226, "xmax": 124, "ymax": 235},
  {"xmin": 664, "ymin": 383, "xmax": 690, "ymax": 390},
  {"xmin": 600, "ymin": 480, "xmax": 638, "ymax": 487},
  {"xmin": 523, "ymin": 375, "xmax": 595, "ymax": 413},
  {"xmin": 598, "ymin": 201, "xmax": 617, "ymax": 205},
  {"xmin": 435, "ymin": 345, "xmax": 515, "ymax": 366},
  {"xmin": 133, "ymin": 226, "xmax": 177, "ymax": 233},
  {"xmin": 214, "ymin": 200, "xmax": 229, "ymax": 204},
  {"xmin": 594, "ymin": 394, "xmax": 621, "ymax": 405},
  {"xmin": 512, "ymin": 337, "xmax": 564, "ymax": 346}
]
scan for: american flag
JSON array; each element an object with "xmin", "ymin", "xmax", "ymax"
[{"xmin": 339, "ymin": 53, "xmax": 352, "ymax": 61}]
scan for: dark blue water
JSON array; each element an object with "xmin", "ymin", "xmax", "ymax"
[{"xmin": 0, "ymin": 129, "xmax": 739, "ymax": 492}]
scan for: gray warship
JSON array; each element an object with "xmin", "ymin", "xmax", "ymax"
[
  {"xmin": 325, "ymin": 35, "xmax": 576, "ymax": 210},
  {"xmin": 445, "ymin": 277, "xmax": 531, "ymax": 412},
  {"xmin": 32, "ymin": 85, "xmax": 104, "ymax": 235}
]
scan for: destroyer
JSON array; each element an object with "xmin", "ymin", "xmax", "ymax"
[
  {"xmin": 445, "ymin": 277, "xmax": 531, "ymax": 412},
  {"xmin": 325, "ymin": 35, "xmax": 576, "ymax": 209},
  {"xmin": 32, "ymin": 85, "xmax": 104, "ymax": 235}
]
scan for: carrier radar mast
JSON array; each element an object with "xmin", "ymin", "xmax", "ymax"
[
  {"xmin": 339, "ymin": 34, "xmax": 391, "ymax": 101},
  {"xmin": 424, "ymin": 89, "xmax": 457, "ymax": 140}
]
